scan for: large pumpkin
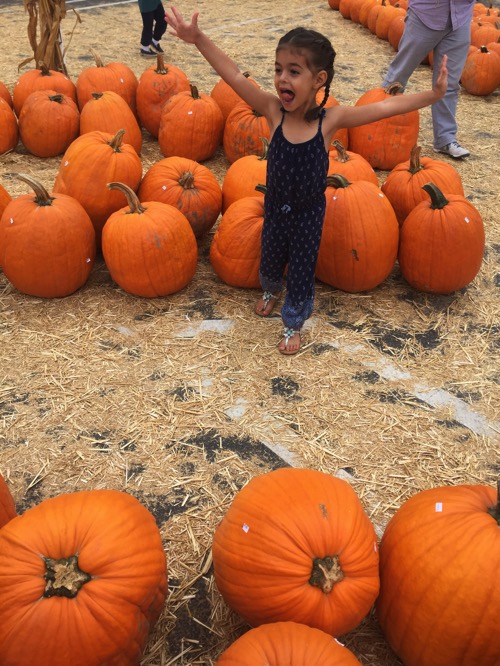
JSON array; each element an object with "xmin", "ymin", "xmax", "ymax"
[
  {"xmin": 138, "ymin": 156, "xmax": 222, "ymax": 237},
  {"xmin": 0, "ymin": 174, "xmax": 95, "ymax": 298},
  {"xmin": 223, "ymin": 101, "xmax": 271, "ymax": 163},
  {"xmin": 0, "ymin": 182, "xmax": 12, "ymax": 220},
  {"xmin": 210, "ymin": 71, "xmax": 260, "ymax": 124},
  {"xmin": 136, "ymin": 54, "xmax": 190, "ymax": 138},
  {"xmin": 398, "ymin": 182, "xmax": 485, "ymax": 294},
  {"xmin": 18, "ymin": 90, "xmax": 80, "ymax": 158},
  {"xmin": 316, "ymin": 174, "xmax": 399, "ymax": 292},
  {"xmin": 0, "ymin": 473, "xmax": 16, "ymax": 529},
  {"xmin": 348, "ymin": 83, "xmax": 419, "ymax": 170},
  {"xmin": 212, "ymin": 467, "xmax": 380, "ymax": 637},
  {"xmin": 0, "ymin": 97, "xmax": 18, "ymax": 155},
  {"xmin": 209, "ymin": 193, "xmax": 265, "ymax": 288},
  {"xmin": 460, "ymin": 45, "xmax": 500, "ymax": 96},
  {"xmin": 12, "ymin": 63, "xmax": 77, "ymax": 116},
  {"xmin": 376, "ymin": 481, "xmax": 500, "ymax": 666},
  {"xmin": 158, "ymin": 84, "xmax": 223, "ymax": 162},
  {"xmin": 102, "ymin": 182, "xmax": 198, "ymax": 297},
  {"xmin": 76, "ymin": 49, "xmax": 138, "ymax": 114},
  {"xmin": 216, "ymin": 622, "xmax": 363, "ymax": 665},
  {"xmin": 0, "ymin": 489, "xmax": 167, "ymax": 666},
  {"xmin": 381, "ymin": 145, "xmax": 464, "ymax": 225},
  {"xmin": 328, "ymin": 140, "xmax": 379, "ymax": 186},
  {"xmin": 53, "ymin": 129, "xmax": 143, "ymax": 249},
  {"xmin": 221, "ymin": 138, "xmax": 268, "ymax": 212}
]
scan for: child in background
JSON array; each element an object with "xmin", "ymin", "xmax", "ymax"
[
  {"xmin": 166, "ymin": 6, "xmax": 448, "ymax": 355},
  {"xmin": 138, "ymin": 0, "xmax": 167, "ymax": 57}
]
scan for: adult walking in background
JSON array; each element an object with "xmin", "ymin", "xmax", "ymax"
[
  {"xmin": 138, "ymin": 0, "xmax": 167, "ymax": 57},
  {"xmin": 382, "ymin": 0, "xmax": 474, "ymax": 158}
]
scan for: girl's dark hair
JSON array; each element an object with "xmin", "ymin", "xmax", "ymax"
[{"xmin": 277, "ymin": 27, "xmax": 336, "ymax": 122}]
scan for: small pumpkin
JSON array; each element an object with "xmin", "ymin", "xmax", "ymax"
[
  {"xmin": 376, "ymin": 481, "xmax": 500, "ymax": 666},
  {"xmin": 0, "ymin": 183, "xmax": 12, "ymax": 220},
  {"xmin": 221, "ymin": 137, "xmax": 268, "ymax": 212},
  {"xmin": 136, "ymin": 54, "xmax": 190, "ymax": 138},
  {"xmin": 159, "ymin": 84, "xmax": 224, "ymax": 162},
  {"xmin": 18, "ymin": 90, "xmax": 80, "ymax": 158},
  {"xmin": 316, "ymin": 174, "xmax": 399, "ymax": 292},
  {"xmin": 0, "ymin": 97, "xmax": 18, "ymax": 155},
  {"xmin": 79, "ymin": 90, "xmax": 142, "ymax": 154},
  {"xmin": 0, "ymin": 489, "xmax": 167, "ymax": 666},
  {"xmin": 102, "ymin": 182, "xmax": 198, "ymax": 297},
  {"xmin": 348, "ymin": 82, "xmax": 420, "ymax": 170},
  {"xmin": 223, "ymin": 101, "xmax": 271, "ymax": 163},
  {"xmin": 0, "ymin": 81, "xmax": 13, "ymax": 108},
  {"xmin": 13, "ymin": 63, "xmax": 77, "ymax": 116},
  {"xmin": 0, "ymin": 473, "xmax": 16, "ymax": 528},
  {"xmin": 138, "ymin": 156, "xmax": 222, "ymax": 237},
  {"xmin": 53, "ymin": 129, "xmax": 143, "ymax": 249},
  {"xmin": 398, "ymin": 182, "xmax": 485, "ymax": 294},
  {"xmin": 381, "ymin": 144, "xmax": 464, "ymax": 225},
  {"xmin": 212, "ymin": 467, "xmax": 380, "ymax": 637},
  {"xmin": 460, "ymin": 45, "xmax": 500, "ymax": 96},
  {"xmin": 216, "ymin": 622, "xmax": 363, "ymax": 665},
  {"xmin": 209, "ymin": 192, "xmax": 265, "ymax": 288},
  {"xmin": 0, "ymin": 174, "xmax": 95, "ymax": 298}
]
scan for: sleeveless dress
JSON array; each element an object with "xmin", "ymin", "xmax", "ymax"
[{"xmin": 259, "ymin": 109, "xmax": 329, "ymax": 330}]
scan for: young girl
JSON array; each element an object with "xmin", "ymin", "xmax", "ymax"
[{"xmin": 165, "ymin": 6, "xmax": 448, "ymax": 355}]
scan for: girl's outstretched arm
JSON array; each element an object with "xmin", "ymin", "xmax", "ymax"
[
  {"xmin": 329, "ymin": 55, "xmax": 449, "ymax": 130},
  {"xmin": 166, "ymin": 6, "xmax": 277, "ymax": 118}
]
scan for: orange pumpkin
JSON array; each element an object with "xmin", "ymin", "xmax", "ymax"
[
  {"xmin": 328, "ymin": 140, "xmax": 379, "ymax": 185},
  {"xmin": 102, "ymin": 182, "xmax": 198, "ymax": 297},
  {"xmin": 0, "ymin": 81, "xmax": 13, "ymax": 108},
  {"xmin": 0, "ymin": 473, "xmax": 16, "ymax": 528},
  {"xmin": 348, "ymin": 83, "xmax": 420, "ymax": 170},
  {"xmin": 316, "ymin": 174, "xmax": 399, "ymax": 292},
  {"xmin": 316, "ymin": 91, "xmax": 349, "ymax": 147},
  {"xmin": 79, "ymin": 90, "xmax": 142, "ymax": 154},
  {"xmin": 138, "ymin": 156, "xmax": 222, "ymax": 238},
  {"xmin": 381, "ymin": 144, "xmax": 464, "ymax": 225},
  {"xmin": 76, "ymin": 49, "xmax": 138, "ymax": 113},
  {"xmin": 18, "ymin": 90, "xmax": 80, "ymax": 158},
  {"xmin": 216, "ymin": 622, "xmax": 363, "ymax": 665},
  {"xmin": 461, "ymin": 45, "xmax": 500, "ymax": 96},
  {"xmin": 375, "ymin": 1, "xmax": 406, "ymax": 40},
  {"xmin": 0, "ymin": 174, "xmax": 95, "ymax": 298},
  {"xmin": 0, "ymin": 97, "xmax": 18, "ymax": 155},
  {"xmin": 136, "ymin": 54, "xmax": 190, "ymax": 138},
  {"xmin": 221, "ymin": 138, "xmax": 268, "ymax": 212},
  {"xmin": 159, "ymin": 84, "xmax": 224, "ymax": 162},
  {"xmin": 0, "ymin": 489, "xmax": 167, "ymax": 666},
  {"xmin": 13, "ymin": 63, "xmax": 77, "ymax": 116},
  {"xmin": 376, "ymin": 482, "xmax": 500, "ymax": 666},
  {"xmin": 209, "ymin": 194, "xmax": 265, "ymax": 288},
  {"xmin": 398, "ymin": 182, "xmax": 485, "ymax": 294},
  {"xmin": 223, "ymin": 101, "xmax": 271, "ymax": 163},
  {"xmin": 53, "ymin": 129, "xmax": 142, "ymax": 249},
  {"xmin": 212, "ymin": 467, "xmax": 380, "ymax": 637},
  {"xmin": 210, "ymin": 71, "xmax": 260, "ymax": 124}
]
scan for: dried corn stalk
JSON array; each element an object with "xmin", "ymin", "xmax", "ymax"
[{"xmin": 21, "ymin": 0, "xmax": 81, "ymax": 75}]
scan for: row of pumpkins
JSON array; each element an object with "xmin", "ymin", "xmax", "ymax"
[
  {"xmin": 0, "ymin": 49, "xmax": 485, "ymax": 299},
  {"xmin": 327, "ymin": 0, "xmax": 500, "ymax": 96},
  {"xmin": 0, "ymin": 467, "xmax": 498, "ymax": 664}
]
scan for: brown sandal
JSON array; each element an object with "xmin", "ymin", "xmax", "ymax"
[
  {"xmin": 279, "ymin": 327, "xmax": 301, "ymax": 355},
  {"xmin": 255, "ymin": 291, "xmax": 280, "ymax": 317}
]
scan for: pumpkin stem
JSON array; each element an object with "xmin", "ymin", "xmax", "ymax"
[
  {"xmin": 408, "ymin": 145, "xmax": 424, "ymax": 174},
  {"xmin": 107, "ymin": 181, "xmax": 146, "ymax": 214},
  {"xmin": 384, "ymin": 81, "xmax": 405, "ymax": 95},
  {"xmin": 155, "ymin": 53, "xmax": 167, "ymax": 74},
  {"xmin": 178, "ymin": 171, "xmax": 195, "ymax": 190},
  {"xmin": 108, "ymin": 129, "xmax": 126, "ymax": 152},
  {"xmin": 326, "ymin": 174, "xmax": 352, "ymax": 189},
  {"xmin": 190, "ymin": 84, "xmax": 200, "ymax": 100},
  {"xmin": 89, "ymin": 48, "xmax": 104, "ymax": 68},
  {"xmin": 91, "ymin": 92, "xmax": 104, "ymax": 101},
  {"xmin": 10, "ymin": 173, "xmax": 54, "ymax": 207},
  {"xmin": 258, "ymin": 137, "xmax": 269, "ymax": 161},
  {"xmin": 43, "ymin": 554, "xmax": 92, "ymax": 598},
  {"xmin": 48, "ymin": 93, "xmax": 65, "ymax": 104},
  {"xmin": 255, "ymin": 183, "xmax": 267, "ymax": 195},
  {"xmin": 422, "ymin": 182, "xmax": 449, "ymax": 209},
  {"xmin": 39, "ymin": 63, "xmax": 51, "ymax": 76},
  {"xmin": 330, "ymin": 140, "xmax": 350, "ymax": 163},
  {"xmin": 487, "ymin": 480, "xmax": 500, "ymax": 525},
  {"xmin": 309, "ymin": 555, "xmax": 344, "ymax": 593}
]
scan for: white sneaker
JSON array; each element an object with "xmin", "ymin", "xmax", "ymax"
[{"xmin": 433, "ymin": 141, "xmax": 470, "ymax": 159}]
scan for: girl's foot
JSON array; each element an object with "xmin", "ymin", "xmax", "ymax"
[
  {"xmin": 279, "ymin": 328, "xmax": 301, "ymax": 355},
  {"xmin": 255, "ymin": 291, "xmax": 281, "ymax": 317}
]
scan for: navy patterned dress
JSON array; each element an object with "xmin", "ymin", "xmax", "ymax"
[{"xmin": 259, "ymin": 109, "xmax": 329, "ymax": 330}]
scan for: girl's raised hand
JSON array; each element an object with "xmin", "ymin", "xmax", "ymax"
[
  {"xmin": 165, "ymin": 6, "xmax": 200, "ymax": 43},
  {"xmin": 434, "ymin": 55, "xmax": 449, "ymax": 98}
]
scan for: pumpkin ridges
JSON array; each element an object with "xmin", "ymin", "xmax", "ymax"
[{"xmin": 79, "ymin": 90, "xmax": 142, "ymax": 154}]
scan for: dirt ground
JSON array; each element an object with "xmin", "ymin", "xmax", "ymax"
[{"xmin": 0, "ymin": 1, "xmax": 499, "ymax": 664}]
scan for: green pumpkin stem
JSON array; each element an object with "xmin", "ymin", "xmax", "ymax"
[
  {"xmin": 107, "ymin": 181, "xmax": 146, "ymax": 214},
  {"xmin": 422, "ymin": 182, "xmax": 449, "ymax": 209},
  {"xmin": 255, "ymin": 183, "xmax": 267, "ymax": 195},
  {"xmin": 330, "ymin": 140, "xmax": 350, "ymax": 163},
  {"xmin": 10, "ymin": 173, "xmax": 54, "ymax": 207},
  {"xmin": 487, "ymin": 480, "xmax": 500, "ymax": 525},
  {"xmin": 327, "ymin": 174, "xmax": 352, "ymax": 189},
  {"xmin": 259, "ymin": 137, "xmax": 269, "ymax": 161},
  {"xmin": 309, "ymin": 555, "xmax": 344, "ymax": 593},
  {"xmin": 408, "ymin": 145, "xmax": 424, "ymax": 174},
  {"xmin": 43, "ymin": 554, "xmax": 91, "ymax": 598}
]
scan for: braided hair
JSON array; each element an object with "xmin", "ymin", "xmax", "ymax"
[{"xmin": 276, "ymin": 27, "xmax": 336, "ymax": 122}]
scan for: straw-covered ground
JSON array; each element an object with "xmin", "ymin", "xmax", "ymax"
[{"xmin": 0, "ymin": 0, "xmax": 499, "ymax": 663}]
